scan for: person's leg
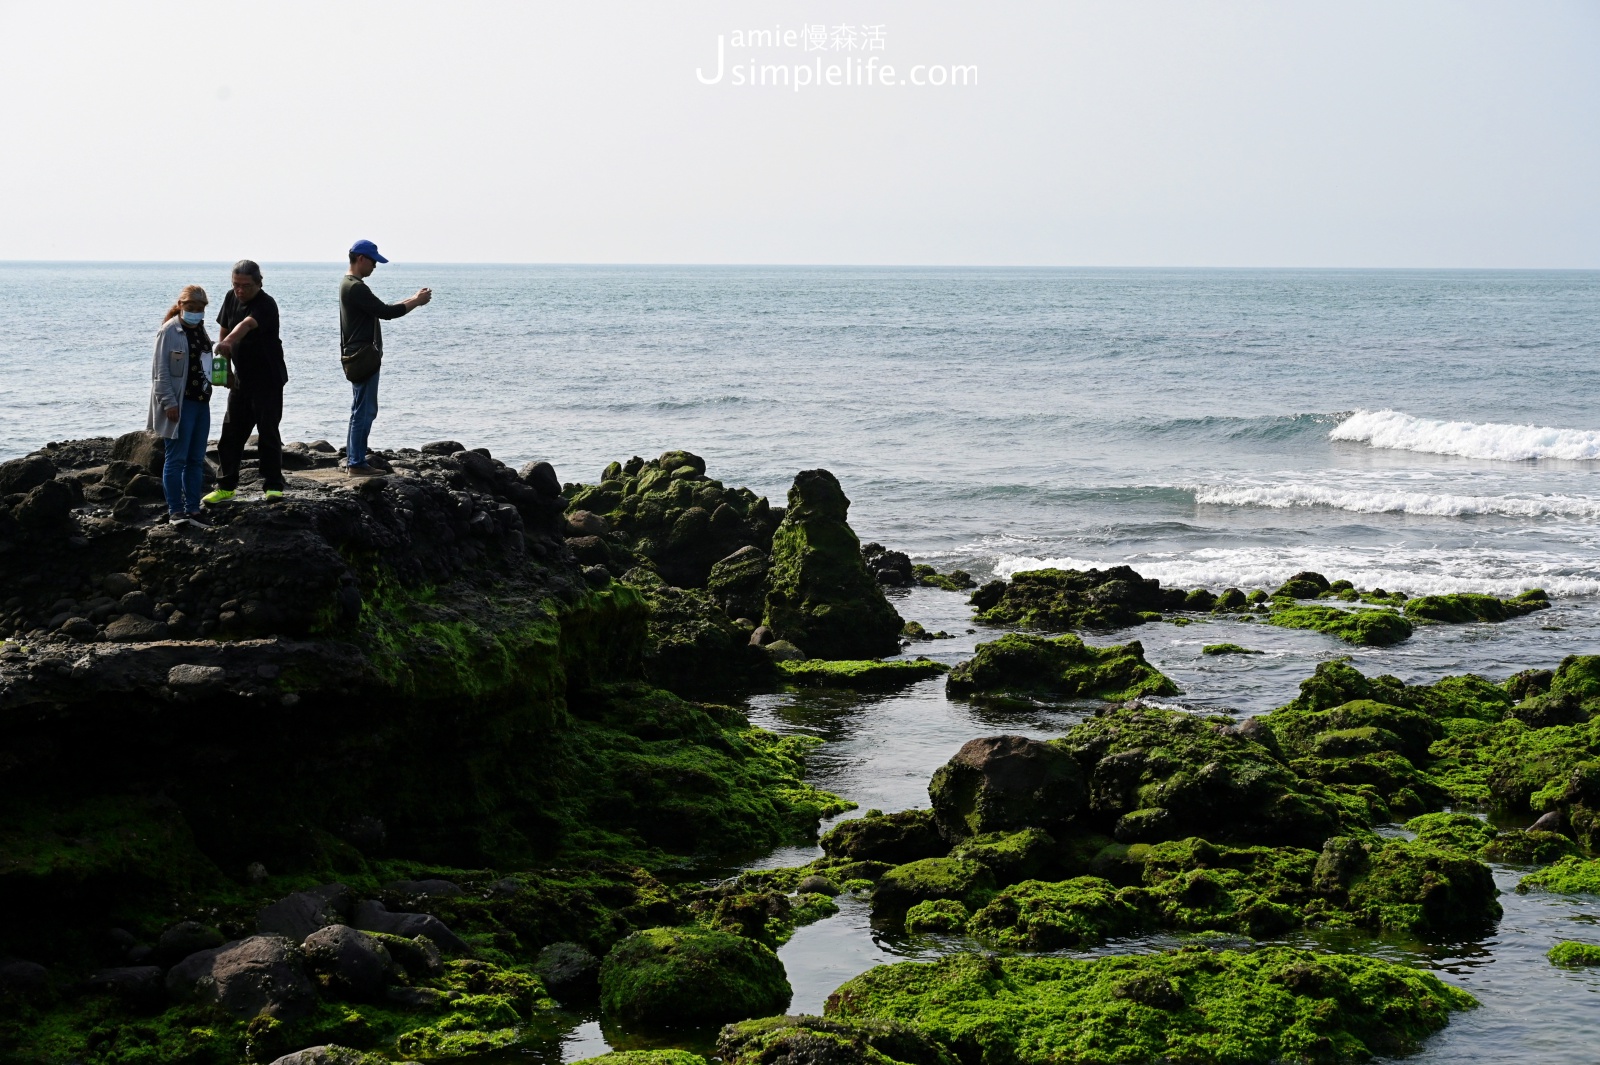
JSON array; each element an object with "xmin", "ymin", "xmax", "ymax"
[
  {"xmin": 182, "ymin": 402, "xmax": 211, "ymax": 512},
  {"xmin": 347, "ymin": 371, "xmax": 380, "ymax": 467},
  {"xmin": 214, "ymin": 387, "xmax": 253, "ymax": 490},
  {"xmin": 161, "ymin": 419, "xmax": 186, "ymax": 515},
  {"xmin": 254, "ymin": 386, "xmax": 285, "ymax": 491}
]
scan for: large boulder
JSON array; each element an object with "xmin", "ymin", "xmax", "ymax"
[
  {"xmin": 257, "ymin": 884, "xmax": 349, "ymax": 943},
  {"xmin": 111, "ymin": 429, "xmax": 166, "ymax": 475},
  {"xmin": 929, "ymin": 735, "xmax": 1086, "ymax": 839},
  {"xmin": 599, "ymin": 926, "xmax": 790, "ymax": 1028},
  {"xmin": 350, "ymin": 900, "xmax": 467, "ymax": 953},
  {"xmin": 945, "ymin": 633, "xmax": 1178, "ymax": 701},
  {"xmin": 970, "ymin": 566, "xmax": 1184, "ymax": 630},
  {"xmin": 707, "ymin": 545, "xmax": 770, "ymax": 622},
  {"xmin": 0, "ymin": 454, "xmax": 56, "ymax": 496},
  {"xmin": 534, "ymin": 941, "xmax": 601, "ymax": 1004},
  {"xmin": 763, "ymin": 470, "xmax": 903, "ymax": 659},
  {"xmin": 821, "ymin": 809, "xmax": 947, "ymax": 865},
  {"xmin": 164, "ymin": 934, "xmax": 315, "ymax": 1020}
]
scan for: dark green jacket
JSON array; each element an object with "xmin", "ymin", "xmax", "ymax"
[{"xmin": 339, "ymin": 274, "xmax": 410, "ymax": 355}]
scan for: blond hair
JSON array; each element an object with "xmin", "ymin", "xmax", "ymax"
[{"xmin": 163, "ymin": 284, "xmax": 209, "ymax": 324}]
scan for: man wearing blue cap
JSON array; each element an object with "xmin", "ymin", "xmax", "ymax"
[{"xmin": 339, "ymin": 239, "xmax": 433, "ymax": 476}]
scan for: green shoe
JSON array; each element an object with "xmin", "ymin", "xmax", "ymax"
[
  {"xmin": 201, "ymin": 489, "xmax": 235, "ymax": 505},
  {"xmin": 264, "ymin": 490, "xmax": 284, "ymax": 500}
]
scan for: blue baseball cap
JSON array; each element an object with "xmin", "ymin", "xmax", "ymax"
[{"xmin": 349, "ymin": 239, "xmax": 389, "ymax": 264}]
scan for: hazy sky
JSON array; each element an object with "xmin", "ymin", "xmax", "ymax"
[{"xmin": 1, "ymin": 1, "xmax": 1596, "ymax": 266}]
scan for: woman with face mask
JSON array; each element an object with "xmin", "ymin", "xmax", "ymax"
[{"xmin": 148, "ymin": 284, "xmax": 215, "ymax": 521}]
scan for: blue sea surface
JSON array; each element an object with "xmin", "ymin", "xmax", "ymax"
[{"xmin": 4, "ymin": 264, "xmax": 1600, "ymax": 1062}]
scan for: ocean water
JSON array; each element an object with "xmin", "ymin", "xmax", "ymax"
[{"xmin": 5, "ymin": 264, "xmax": 1600, "ymax": 1061}]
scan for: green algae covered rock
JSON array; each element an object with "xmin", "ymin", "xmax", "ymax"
[
  {"xmin": 822, "ymin": 809, "xmax": 948, "ymax": 866},
  {"xmin": 624, "ymin": 568, "xmax": 775, "ymax": 696},
  {"xmin": 599, "ymin": 926, "xmax": 791, "ymax": 1028},
  {"xmin": 1404, "ymin": 589, "xmax": 1550, "ymax": 623},
  {"xmin": 969, "ymin": 566, "xmax": 1187, "ymax": 631},
  {"xmin": 904, "ymin": 899, "xmax": 971, "ymax": 934},
  {"xmin": 824, "ymin": 946, "xmax": 1476, "ymax": 1065},
  {"xmin": 576, "ymin": 1052, "xmax": 711, "ymax": 1065},
  {"xmin": 1052, "ymin": 706, "xmax": 1354, "ymax": 847},
  {"xmin": 945, "ymin": 633, "xmax": 1178, "ymax": 701},
  {"xmin": 1203, "ymin": 643, "xmax": 1262, "ymax": 656},
  {"xmin": 1266, "ymin": 604, "xmax": 1413, "ymax": 646},
  {"xmin": 763, "ymin": 470, "xmax": 904, "ymax": 660},
  {"xmin": 1518, "ymin": 856, "xmax": 1600, "ymax": 895},
  {"xmin": 967, "ymin": 876, "xmax": 1145, "ymax": 950},
  {"xmin": 717, "ymin": 1014, "xmax": 956, "ymax": 1065},
  {"xmin": 779, "ymin": 657, "xmax": 949, "ymax": 690},
  {"xmin": 947, "ymin": 827, "xmax": 1058, "ymax": 884},
  {"xmin": 928, "ymin": 735, "xmax": 1087, "ymax": 839},
  {"xmin": 686, "ymin": 885, "xmax": 839, "ymax": 947},
  {"xmin": 1317, "ymin": 837, "xmax": 1502, "ymax": 933},
  {"xmin": 872, "ymin": 858, "xmax": 997, "ymax": 915},
  {"xmin": 706, "ymin": 545, "xmax": 770, "ymax": 622},
  {"xmin": 1405, "ymin": 812, "xmax": 1497, "ymax": 855},
  {"xmin": 1548, "ymin": 941, "xmax": 1600, "ymax": 967}
]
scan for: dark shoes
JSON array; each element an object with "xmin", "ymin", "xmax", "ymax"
[{"xmin": 346, "ymin": 464, "xmax": 383, "ymax": 478}]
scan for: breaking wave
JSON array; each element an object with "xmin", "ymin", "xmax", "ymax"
[
  {"xmin": 1190, "ymin": 482, "xmax": 1600, "ymax": 519},
  {"xmin": 1330, "ymin": 410, "xmax": 1600, "ymax": 462}
]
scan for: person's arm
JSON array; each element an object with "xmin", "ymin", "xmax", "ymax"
[
  {"xmin": 215, "ymin": 316, "xmax": 257, "ymax": 358},
  {"xmin": 348, "ymin": 280, "xmax": 428, "ymax": 320}
]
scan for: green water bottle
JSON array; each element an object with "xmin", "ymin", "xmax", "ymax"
[{"xmin": 210, "ymin": 353, "xmax": 229, "ymax": 387}]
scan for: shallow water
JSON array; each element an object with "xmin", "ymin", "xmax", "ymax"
[{"xmin": 6, "ymin": 265, "xmax": 1600, "ymax": 1060}]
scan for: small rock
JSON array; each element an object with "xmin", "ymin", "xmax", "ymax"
[
  {"xmin": 301, "ymin": 924, "xmax": 390, "ymax": 1002},
  {"xmin": 155, "ymin": 920, "xmax": 224, "ymax": 964},
  {"xmin": 534, "ymin": 941, "xmax": 601, "ymax": 1004},
  {"xmin": 421, "ymin": 440, "xmax": 466, "ymax": 456},
  {"xmin": 257, "ymin": 884, "xmax": 349, "ymax": 942},
  {"xmin": 123, "ymin": 473, "xmax": 166, "ymax": 500},
  {"xmin": 350, "ymin": 900, "xmax": 468, "ymax": 953},
  {"xmin": 519, "ymin": 460, "xmax": 561, "ymax": 497},
  {"xmin": 104, "ymin": 614, "xmax": 168, "ymax": 642},
  {"xmin": 1530, "ymin": 810, "xmax": 1565, "ymax": 834},
  {"xmin": 267, "ymin": 1045, "xmax": 389, "ymax": 1065},
  {"xmin": 566, "ymin": 510, "xmax": 608, "ymax": 537},
  {"xmin": 167, "ymin": 663, "xmax": 226, "ymax": 691},
  {"xmin": 763, "ymin": 639, "xmax": 806, "ymax": 662},
  {"xmin": 384, "ymin": 985, "xmax": 453, "ymax": 1009},
  {"xmin": 246, "ymin": 861, "xmax": 269, "ymax": 884},
  {"xmin": 86, "ymin": 966, "xmax": 164, "ymax": 1005},
  {"xmin": 451, "ymin": 449, "xmax": 496, "ymax": 480},
  {"xmin": 110, "ymin": 497, "xmax": 145, "ymax": 523},
  {"xmin": 0, "ymin": 959, "xmax": 47, "ymax": 995},
  {"xmin": 583, "ymin": 565, "xmax": 612, "ymax": 587},
  {"xmin": 118, "ymin": 590, "xmax": 155, "ymax": 617},
  {"xmin": 102, "ymin": 572, "xmax": 137, "ymax": 597},
  {"xmin": 57, "ymin": 617, "xmax": 96, "ymax": 640},
  {"xmin": 795, "ymin": 875, "xmax": 840, "ymax": 897},
  {"xmin": 749, "ymin": 625, "xmax": 776, "ymax": 647}
]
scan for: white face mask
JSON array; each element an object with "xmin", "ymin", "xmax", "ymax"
[{"xmin": 181, "ymin": 310, "xmax": 204, "ymax": 325}]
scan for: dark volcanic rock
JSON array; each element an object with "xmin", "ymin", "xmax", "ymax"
[
  {"xmin": 257, "ymin": 885, "xmax": 349, "ymax": 943},
  {"xmin": 821, "ymin": 809, "xmax": 948, "ymax": 865},
  {"xmin": 301, "ymin": 924, "xmax": 390, "ymax": 1002},
  {"xmin": 929, "ymin": 735, "xmax": 1086, "ymax": 839},
  {"xmin": 971, "ymin": 566, "xmax": 1185, "ymax": 631},
  {"xmin": 165, "ymin": 934, "xmax": 315, "ymax": 1020},
  {"xmin": 350, "ymin": 900, "xmax": 468, "ymax": 953},
  {"xmin": 534, "ymin": 940, "xmax": 601, "ymax": 1004},
  {"xmin": 763, "ymin": 470, "xmax": 903, "ymax": 659},
  {"xmin": 86, "ymin": 965, "xmax": 164, "ymax": 1005}
]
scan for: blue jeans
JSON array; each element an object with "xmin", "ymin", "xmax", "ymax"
[
  {"xmin": 347, "ymin": 371, "xmax": 380, "ymax": 467},
  {"xmin": 162, "ymin": 398, "xmax": 211, "ymax": 514}
]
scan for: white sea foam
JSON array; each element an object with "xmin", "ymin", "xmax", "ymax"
[
  {"xmin": 1330, "ymin": 409, "xmax": 1600, "ymax": 462},
  {"xmin": 992, "ymin": 547, "xmax": 1600, "ymax": 599},
  {"xmin": 1190, "ymin": 482, "xmax": 1600, "ymax": 519}
]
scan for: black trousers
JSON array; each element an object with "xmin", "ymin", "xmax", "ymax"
[{"xmin": 216, "ymin": 384, "xmax": 285, "ymax": 491}]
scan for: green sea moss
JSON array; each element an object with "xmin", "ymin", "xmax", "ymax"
[
  {"xmin": 717, "ymin": 1014, "xmax": 956, "ymax": 1065},
  {"xmin": 598, "ymin": 926, "xmax": 791, "ymax": 1028},
  {"xmin": 905, "ymin": 899, "xmax": 971, "ymax": 934},
  {"xmin": 1266, "ymin": 605, "xmax": 1413, "ymax": 647},
  {"xmin": 947, "ymin": 828, "xmax": 1058, "ymax": 885},
  {"xmin": 778, "ymin": 657, "xmax": 950, "ymax": 690},
  {"xmin": 1403, "ymin": 590, "xmax": 1550, "ymax": 624},
  {"xmin": 821, "ymin": 809, "xmax": 948, "ymax": 866},
  {"xmin": 824, "ymin": 946, "xmax": 1476, "ymax": 1065},
  {"xmin": 1404, "ymin": 812, "xmax": 1497, "ymax": 855},
  {"xmin": 1548, "ymin": 941, "xmax": 1600, "ymax": 967},
  {"xmin": 1321, "ymin": 839, "xmax": 1502, "ymax": 933},
  {"xmin": 1518, "ymin": 856, "xmax": 1600, "ymax": 895},
  {"xmin": 872, "ymin": 858, "xmax": 997, "ymax": 915},
  {"xmin": 966, "ymin": 876, "xmax": 1145, "ymax": 950},
  {"xmin": 1427, "ymin": 717, "xmax": 1600, "ymax": 809},
  {"xmin": 575, "ymin": 1051, "xmax": 710, "ymax": 1065},
  {"xmin": 1203, "ymin": 643, "xmax": 1263, "ymax": 656},
  {"xmin": 944, "ymin": 633, "xmax": 1179, "ymax": 701},
  {"xmin": 623, "ymin": 569, "xmax": 774, "ymax": 696}
]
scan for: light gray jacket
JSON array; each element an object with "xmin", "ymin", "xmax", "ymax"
[{"xmin": 146, "ymin": 317, "xmax": 211, "ymax": 439}]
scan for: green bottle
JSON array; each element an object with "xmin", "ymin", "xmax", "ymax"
[{"xmin": 210, "ymin": 353, "xmax": 229, "ymax": 386}]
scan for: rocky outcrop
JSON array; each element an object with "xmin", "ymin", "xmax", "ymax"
[
  {"xmin": 928, "ymin": 736, "xmax": 1085, "ymax": 840},
  {"xmin": 969, "ymin": 566, "xmax": 1185, "ymax": 630},
  {"xmin": 763, "ymin": 470, "xmax": 903, "ymax": 659},
  {"xmin": 599, "ymin": 925, "xmax": 791, "ymax": 1027},
  {"xmin": 944, "ymin": 633, "xmax": 1178, "ymax": 701},
  {"xmin": 164, "ymin": 934, "xmax": 316, "ymax": 1020}
]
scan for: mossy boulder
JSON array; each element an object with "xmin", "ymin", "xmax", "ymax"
[
  {"xmin": 1053, "ymin": 706, "xmax": 1354, "ymax": 847},
  {"xmin": 947, "ymin": 828, "xmax": 1058, "ymax": 884},
  {"xmin": 717, "ymin": 1014, "xmax": 955, "ymax": 1065},
  {"xmin": 928, "ymin": 735, "xmax": 1087, "ymax": 839},
  {"xmin": 1548, "ymin": 941, "xmax": 1600, "ymax": 967},
  {"xmin": 1404, "ymin": 812, "xmax": 1497, "ymax": 855},
  {"xmin": 763, "ymin": 470, "xmax": 904, "ymax": 659},
  {"xmin": 779, "ymin": 658, "xmax": 949, "ymax": 690},
  {"xmin": 969, "ymin": 566, "xmax": 1185, "ymax": 631},
  {"xmin": 821, "ymin": 809, "xmax": 948, "ymax": 866},
  {"xmin": 624, "ymin": 569, "xmax": 774, "ymax": 696},
  {"xmin": 1404, "ymin": 589, "xmax": 1550, "ymax": 623},
  {"xmin": 824, "ymin": 946, "xmax": 1476, "ymax": 1065},
  {"xmin": 872, "ymin": 858, "xmax": 997, "ymax": 916},
  {"xmin": 967, "ymin": 876, "xmax": 1145, "ymax": 950},
  {"xmin": 1268, "ymin": 699, "xmax": 1443, "ymax": 762},
  {"xmin": 1518, "ymin": 856, "xmax": 1600, "ymax": 895},
  {"xmin": 1316, "ymin": 837, "xmax": 1502, "ymax": 933},
  {"xmin": 1202, "ymin": 643, "xmax": 1262, "ymax": 656},
  {"xmin": 945, "ymin": 633, "xmax": 1179, "ymax": 702},
  {"xmin": 1273, "ymin": 571, "xmax": 1332, "ymax": 599},
  {"xmin": 599, "ymin": 925, "xmax": 791, "ymax": 1028},
  {"xmin": 706, "ymin": 546, "xmax": 770, "ymax": 622},
  {"xmin": 904, "ymin": 899, "xmax": 971, "ymax": 935},
  {"xmin": 1266, "ymin": 605, "xmax": 1413, "ymax": 646},
  {"xmin": 576, "ymin": 1052, "xmax": 710, "ymax": 1065}
]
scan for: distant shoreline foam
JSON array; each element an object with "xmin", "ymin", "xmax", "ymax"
[
  {"xmin": 1191, "ymin": 482, "xmax": 1600, "ymax": 519},
  {"xmin": 1330, "ymin": 409, "xmax": 1600, "ymax": 462}
]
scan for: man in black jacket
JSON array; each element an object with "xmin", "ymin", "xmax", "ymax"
[
  {"xmin": 340, "ymin": 239, "xmax": 432, "ymax": 476},
  {"xmin": 204, "ymin": 259, "xmax": 288, "ymax": 503}
]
